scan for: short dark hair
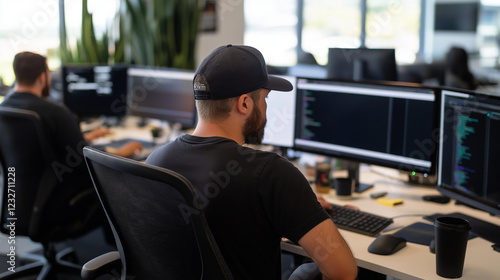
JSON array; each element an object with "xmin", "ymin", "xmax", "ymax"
[
  {"xmin": 13, "ymin": 51, "xmax": 47, "ymax": 86},
  {"xmin": 196, "ymin": 89, "xmax": 261, "ymax": 122}
]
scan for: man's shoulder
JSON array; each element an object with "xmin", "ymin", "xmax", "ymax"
[{"xmin": 4, "ymin": 92, "xmax": 70, "ymax": 114}]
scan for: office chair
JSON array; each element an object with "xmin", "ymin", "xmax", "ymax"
[
  {"xmin": 81, "ymin": 146, "xmax": 234, "ymax": 280},
  {"xmin": 0, "ymin": 107, "xmax": 97, "ymax": 279},
  {"xmin": 81, "ymin": 147, "xmax": 323, "ymax": 280}
]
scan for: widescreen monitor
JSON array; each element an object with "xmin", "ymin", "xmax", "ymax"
[
  {"xmin": 62, "ymin": 65, "xmax": 128, "ymax": 119},
  {"xmin": 294, "ymin": 78, "xmax": 438, "ymax": 184},
  {"xmin": 434, "ymin": 3, "xmax": 479, "ymax": 32},
  {"xmin": 327, "ymin": 48, "xmax": 398, "ymax": 82},
  {"xmin": 127, "ymin": 66, "xmax": 197, "ymax": 128},
  {"xmin": 262, "ymin": 76, "xmax": 297, "ymax": 148},
  {"xmin": 437, "ymin": 89, "xmax": 500, "ymax": 216}
]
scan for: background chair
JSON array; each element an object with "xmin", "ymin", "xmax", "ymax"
[{"xmin": 0, "ymin": 107, "xmax": 97, "ymax": 279}]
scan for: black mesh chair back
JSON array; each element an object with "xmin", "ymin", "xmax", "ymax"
[
  {"xmin": 0, "ymin": 107, "xmax": 90, "ymax": 279},
  {"xmin": 0, "ymin": 107, "xmax": 58, "ymax": 241},
  {"xmin": 83, "ymin": 146, "xmax": 234, "ymax": 280}
]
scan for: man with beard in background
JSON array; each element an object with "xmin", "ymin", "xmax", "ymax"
[{"xmin": 1, "ymin": 51, "xmax": 141, "ymax": 236}]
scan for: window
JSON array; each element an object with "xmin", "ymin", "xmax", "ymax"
[
  {"xmin": 245, "ymin": 0, "xmax": 422, "ymax": 67},
  {"xmin": 0, "ymin": 0, "xmax": 60, "ymax": 85},
  {"xmin": 365, "ymin": 0, "xmax": 421, "ymax": 64},
  {"xmin": 302, "ymin": 0, "xmax": 362, "ymax": 65},
  {"xmin": 244, "ymin": 0, "xmax": 298, "ymax": 66},
  {"xmin": 0, "ymin": 0, "xmax": 119, "ymax": 87},
  {"xmin": 477, "ymin": 4, "xmax": 500, "ymax": 67}
]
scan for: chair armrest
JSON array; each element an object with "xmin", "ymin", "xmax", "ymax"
[
  {"xmin": 81, "ymin": 251, "xmax": 121, "ymax": 280},
  {"xmin": 288, "ymin": 262, "xmax": 321, "ymax": 280}
]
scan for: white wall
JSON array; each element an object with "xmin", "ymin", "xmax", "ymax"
[
  {"xmin": 194, "ymin": 1, "xmax": 245, "ymax": 67},
  {"xmin": 430, "ymin": 0, "xmax": 481, "ymax": 60}
]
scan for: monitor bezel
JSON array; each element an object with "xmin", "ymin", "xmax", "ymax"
[
  {"xmin": 293, "ymin": 77, "xmax": 440, "ymax": 175},
  {"xmin": 326, "ymin": 48, "xmax": 398, "ymax": 82},
  {"xmin": 437, "ymin": 87, "xmax": 500, "ymax": 216},
  {"xmin": 61, "ymin": 63, "xmax": 129, "ymax": 119},
  {"xmin": 126, "ymin": 65, "xmax": 197, "ymax": 129}
]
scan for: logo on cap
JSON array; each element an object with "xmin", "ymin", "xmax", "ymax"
[{"xmin": 194, "ymin": 82, "xmax": 207, "ymax": 92}]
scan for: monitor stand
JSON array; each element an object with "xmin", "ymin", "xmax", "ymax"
[{"xmin": 343, "ymin": 160, "xmax": 373, "ymax": 193}]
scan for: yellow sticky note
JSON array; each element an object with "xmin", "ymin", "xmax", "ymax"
[{"xmin": 377, "ymin": 197, "xmax": 403, "ymax": 206}]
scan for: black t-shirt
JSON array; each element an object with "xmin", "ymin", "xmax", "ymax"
[
  {"xmin": 146, "ymin": 134, "xmax": 329, "ymax": 280},
  {"xmin": 1, "ymin": 92, "xmax": 91, "ymax": 193}
]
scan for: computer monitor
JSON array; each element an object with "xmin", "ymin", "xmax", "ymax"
[
  {"xmin": 434, "ymin": 3, "xmax": 479, "ymax": 32},
  {"xmin": 437, "ymin": 89, "xmax": 500, "ymax": 216},
  {"xmin": 326, "ymin": 48, "xmax": 398, "ymax": 82},
  {"xmin": 262, "ymin": 75, "xmax": 297, "ymax": 148},
  {"xmin": 294, "ymin": 78, "xmax": 438, "ymax": 191},
  {"xmin": 62, "ymin": 64, "xmax": 128, "ymax": 119},
  {"xmin": 127, "ymin": 66, "xmax": 197, "ymax": 129}
]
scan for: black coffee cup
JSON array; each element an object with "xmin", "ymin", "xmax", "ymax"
[
  {"xmin": 434, "ymin": 217, "xmax": 471, "ymax": 278},
  {"xmin": 333, "ymin": 178, "xmax": 354, "ymax": 200}
]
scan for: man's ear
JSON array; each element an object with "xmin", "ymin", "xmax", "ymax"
[
  {"xmin": 38, "ymin": 72, "xmax": 47, "ymax": 86},
  {"xmin": 236, "ymin": 94, "xmax": 253, "ymax": 115}
]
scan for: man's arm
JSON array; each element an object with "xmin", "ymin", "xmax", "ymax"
[
  {"xmin": 298, "ymin": 219, "xmax": 358, "ymax": 280},
  {"xmin": 105, "ymin": 141, "xmax": 143, "ymax": 158}
]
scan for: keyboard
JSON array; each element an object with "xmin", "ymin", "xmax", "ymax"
[{"xmin": 326, "ymin": 203, "xmax": 393, "ymax": 236}]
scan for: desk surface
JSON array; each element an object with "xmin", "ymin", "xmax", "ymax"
[{"xmin": 282, "ymin": 165, "xmax": 500, "ymax": 280}]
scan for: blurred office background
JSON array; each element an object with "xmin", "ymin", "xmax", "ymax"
[{"xmin": 0, "ymin": 0, "xmax": 499, "ymax": 91}]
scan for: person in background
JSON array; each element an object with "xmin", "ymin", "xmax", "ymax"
[
  {"xmin": 444, "ymin": 46, "xmax": 478, "ymax": 90},
  {"xmin": 146, "ymin": 45, "xmax": 357, "ymax": 280},
  {"xmin": 0, "ymin": 51, "xmax": 142, "ymax": 233}
]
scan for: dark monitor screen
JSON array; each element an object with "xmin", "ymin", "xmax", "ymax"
[
  {"xmin": 262, "ymin": 75, "xmax": 297, "ymax": 148},
  {"xmin": 294, "ymin": 78, "xmax": 438, "ymax": 174},
  {"xmin": 327, "ymin": 48, "xmax": 398, "ymax": 82},
  {"xmin": 127, "ymin": 67, "xmax": 196, "ymax": 128},
  {"xmin": 62, "ymin": 65, "xmax": 128, "ymax": 118},
  {"xmin": 434, "ymin": 3, "xmax": 479, "ymax": 32},
  {"xmin": 437, "ymin": 89, "xmax": 500, "ymax": 215}
]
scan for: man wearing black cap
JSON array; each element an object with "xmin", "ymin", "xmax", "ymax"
[{"xmin": 146, "ymin": 45, "xmax": 357, "ymax": 280}]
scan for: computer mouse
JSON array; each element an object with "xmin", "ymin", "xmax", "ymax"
[{"xmin": 368, "ymin": 234, "xmax": 407, "ymax": 255}]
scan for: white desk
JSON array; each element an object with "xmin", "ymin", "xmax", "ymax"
[
  {"xmin": 84, "ymin": 116, "xmax": 168, "ymax": 143},
  {"xmin": 281, "ymin": 165, "xmax": 500, "ymax": 280}
]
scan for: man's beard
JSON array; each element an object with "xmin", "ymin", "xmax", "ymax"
[
  {"xmin": 41, "ymin": 74, "xmax": 50, "ymax": 97},
  {"xmin": 243, "ymin": 105, "xmax": 266, "ymax": 145}
]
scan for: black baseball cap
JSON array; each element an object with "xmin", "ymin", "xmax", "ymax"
[{"xmin": 193, "ymin": 44, "xmax": 293, "ymax": 100}]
